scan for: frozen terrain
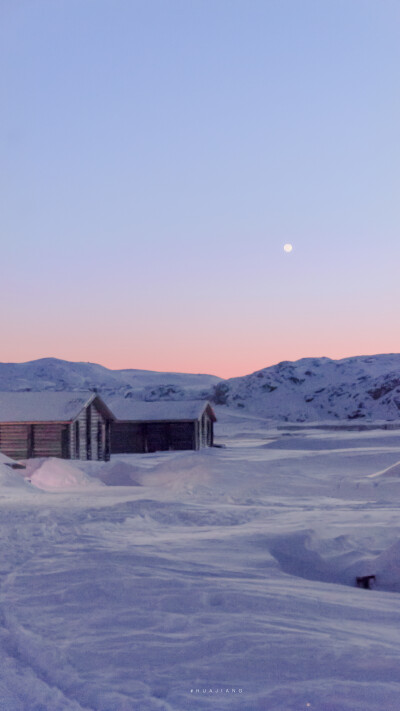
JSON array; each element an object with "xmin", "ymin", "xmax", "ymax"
[
  {"xmin": 0, "ymin": 358, "xmax": 220, "ymax": 403},
  {"xmin": 214, "ymin": 353, "xmax": 400, "ymax": 422},
  {"xmin": 2, "ymin": 410, "xmax": 400, "ymax": 709},
  {"xmin": 4, "ymin": 353, "xmax": 400, "ymax": 422}
]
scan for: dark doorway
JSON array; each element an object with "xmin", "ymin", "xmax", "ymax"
[
  {"xmin": 75, "ymin": 421, "xmax": 80, "ymax": 458},
  {"xmin": 97, "ymin": 421, "xmax": 103, "ymax": 460},
  {"xmin": 86, "ymin": 407, "xmax": 92, "ymax": 460},
  {"xmin": 61, "ymin": 427, "xmax": 70, "ymax": 459}
]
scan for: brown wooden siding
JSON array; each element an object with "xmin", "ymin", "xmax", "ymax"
[
  {"xmin": 0, "ymin": 423, "xmax": 69, "ymax": 459},
  {"xmin": 0, "ymin": 424, "xmax": 30, "ymax": 459},
  {"xmin": 90, "ymin": 404, "xmax": 107, "ymax": 460},
  {"xmin": 32, "ymin": 423, "xmax": 69, "ymax": 458},
  {"xmin": 72, "ymin": 409, "xmax": 87, "ymax": 459}
]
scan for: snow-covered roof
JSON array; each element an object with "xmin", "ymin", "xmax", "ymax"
[
  {"xmin": 110, "ymin": 400, "xmax": 216, "ymax": 423},
  {"xmin": 0, "ymin": 391, "xmax": 115, "ymax": 423}
]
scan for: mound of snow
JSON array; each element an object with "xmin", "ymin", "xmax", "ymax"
[
  {"xmin": 0, "ymin": 452, "xmax": 30, "ymax": 489},
  {"xmin": 25, "ymin": 458, "xmax": 103, "ymax": 491},
  {"xmin": 132, "ymin": 452, "xmax": 216, "ymax": 493},
  {"xmin": 96, "ymin": 460, "xmax": 141, "ymax": 486},
  {"xmin": 372, "ymin": 539, "xmax": 400, "ymax": 591}
]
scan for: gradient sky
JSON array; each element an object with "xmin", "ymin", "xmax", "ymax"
[{"xmin": 1, "ymin": 0, "xmax": 400, "ymax": 378}]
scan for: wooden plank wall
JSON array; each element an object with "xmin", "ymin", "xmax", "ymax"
[
  {"xmin": 0, "ymin": 423, "xmax": 69, "ymax": 459},
  {"xmin": 69, "ymin": 404, "xmax": 109, "ymax": 460},
  {"xmin": 91, "ymin": 404, "xmax": 106, "ymax": 460},
  {"xmin": 33, "ymin": 424, "xmax": 67, "ymax": 458},
  {"xmin": 72, "ymin": 411, "xmax": 212, "ymax": 457},
  {"xmin": 198, "ymin": 414, "xmax": 214, "ymax": 448},
  {"xmin": 71, "ymin": 409, "xmax": 87, "ymax": 459},
  {"xmin": 0, "ymin": 424, "xmax": 30, "ymax": 459}
]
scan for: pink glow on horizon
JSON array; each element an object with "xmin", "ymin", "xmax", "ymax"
[
  {"xmin": 3, "ymin": 333, "xmax": 400, "ymax": 380},
  {"xmin": 2, "ymin": 2, "xmax": 400, "ymax": 383}
]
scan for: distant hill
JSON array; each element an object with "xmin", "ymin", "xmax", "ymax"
[
  {"xmin": 214, "ymin": 354, "xmax": 400, "ymax": 422},
  {"xmin": 0, "ymin": 358, "xmax": 221, "ymax": 403},
  {"xmin": 2, "ymin": 355, "xmax": 400, "ymax": 422}
]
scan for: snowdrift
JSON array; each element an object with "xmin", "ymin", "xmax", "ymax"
[
  {"xmin": 0, "ymin": 452, "xmax": 30, "ymax": 489},
  {"xmin": 23, "ymin": 458, "xmax": 103, "ymax": 491}
]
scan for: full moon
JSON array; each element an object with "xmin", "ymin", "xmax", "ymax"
[{"xmin": 283, "ymin": 243, "xmax": 293, "ymax": 253}]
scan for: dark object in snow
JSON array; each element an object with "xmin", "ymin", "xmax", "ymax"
[
  {"xmin": 111, "ymin": 401, "xmax": 217, "ymax": 453},
  {"xmin": 356, "ymin": 575, "xmax": 376, "ymax": 590}
]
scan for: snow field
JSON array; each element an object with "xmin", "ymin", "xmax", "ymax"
[{"xmin": 2, "ymin": 420, "xmax": 400, "ymax": 709}]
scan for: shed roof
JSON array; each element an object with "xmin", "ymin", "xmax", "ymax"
[
  {"xmin": 0, "ymin": 391, "xmax": 115, "ymax": 423},
  {"xmin": 110, "ymin": 400, "xmax": 217, "ymax": 423}
]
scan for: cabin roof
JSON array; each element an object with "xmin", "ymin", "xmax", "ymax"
[
  {"xmin": 0, "ymin": 391, "xmax": 115, "ymax": 423},
  {"xmin": 110, "ymin": 399, "xmax": 217, "ymax": 423}
]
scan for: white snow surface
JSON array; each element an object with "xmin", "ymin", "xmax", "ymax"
[
  {"xmin": 2, "ymin": 411, "xmax": 400, "ymax": 709},
  {"xmin": 0, "ymin": 391, "xmax": 99, "ymax": 422},
  {"xmin": 0, "ymin": 452, "xmax": 30, "ymax": 489},
  {"xmin": 110, "ymin": 399, "xmax": 214, "ymax": 422}
]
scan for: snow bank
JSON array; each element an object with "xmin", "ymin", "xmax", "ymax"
[
  {"xmin": 362, "ymin": 539, "xmax": 400, "ymax": 592},
  {"xmin": 268, "ymin": 528, "xmax": 400, "ymax": 594},
  {"xmin": 132, "ymin": 452, "xmax": 216, "ymax": 494},
  {"xmin": 0, "ymin": 452, "xmax": 30, "ymax": 489},
  {"xmin": 96, "ymin": 459, "xmax": 141, "ymax": 486},
  {"xmin": 24, "ymin": 458, "xmax": 103, "ymax": 491}
]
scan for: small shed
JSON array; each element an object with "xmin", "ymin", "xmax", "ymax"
[
  {"xmin": 0, "ymin": 392, "xmax": 115, "ymax": 461},
  {"xmin": 110, "ymin": 400, "xmax": 217, "ymax": 454}
]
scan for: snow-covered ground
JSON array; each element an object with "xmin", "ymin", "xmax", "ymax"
[{"xmin": 2, "ymin": 410, "xmax": 400, "ymax": 710}]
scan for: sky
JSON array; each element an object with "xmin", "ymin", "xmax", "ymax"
[{"xmin": 1, "ymin": 0, "xmax": 400, "ymax": 378}]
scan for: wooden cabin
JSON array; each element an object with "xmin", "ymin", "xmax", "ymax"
[
  {"xmin": 110, "ymin": 400, "xmax": 217, "ymax": 454},
  {"xmin": 0, "ymin": 392, "xmax": 115, "ymax": 461}
]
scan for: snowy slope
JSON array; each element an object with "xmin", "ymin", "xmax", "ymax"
[
  {"xmin": 0, "ymin": 357, "xmax": 221, "ymax": 401},
  {"xmin": 0, "ymin": 452, "xmax": 30, "ymax": 489},
  {"xmin": 214, "ymin": 354, "xmax": 400, "ymax": 422},
  {"xmin": 2, "ymin": 354, "xmax": 400, "ymax": 422},
  {"xmin": 2, "ymin": 423, "xmax": 400, "ymax": 709}
]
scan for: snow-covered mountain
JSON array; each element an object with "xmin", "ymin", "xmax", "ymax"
[
  {"xmin": 2, "ymin": 354, "xmax": 400, "ymax": 422},
  {"xmin": 0, "ymin": 358, "xmax": 221, "ymax": 402},
  {"xmin": 215, "ymin": 354, "xmax": 400, "ymax": 422}
]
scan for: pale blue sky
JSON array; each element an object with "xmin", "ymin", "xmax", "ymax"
[{"xmin": 1, "ymin": 0, "xmax": 399, "ymax": 376}]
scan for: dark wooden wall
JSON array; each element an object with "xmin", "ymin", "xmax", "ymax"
[
  {"xmin": 0, "ymin": 423, "xmax": 69, "ymax": 460},
  {"xmin": 111, "ymin": 421, "xmax": 197, "ymax": 454}
]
